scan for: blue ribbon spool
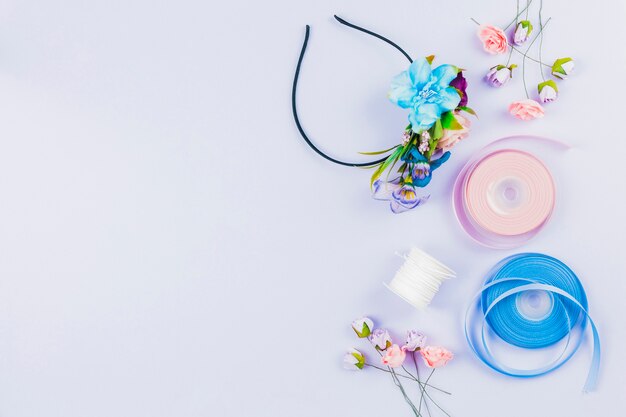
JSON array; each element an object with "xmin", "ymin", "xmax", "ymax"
[{"xmin": 465, "ymin": 253, "xmax": 601, "ymax": 391}]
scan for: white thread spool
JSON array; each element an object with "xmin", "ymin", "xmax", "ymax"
[{"xmin": 384, "ymin": 248, "xmax": 456, "ymax": 310}]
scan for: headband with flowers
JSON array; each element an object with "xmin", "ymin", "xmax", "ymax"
[{"xmin": 292, "ymin": 16, "xmax": 475, "ymax": 213}]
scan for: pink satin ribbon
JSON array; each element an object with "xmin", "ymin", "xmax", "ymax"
[{"xmin": 453, "ymin": 135, "xmax": 569, "ymax": 249}]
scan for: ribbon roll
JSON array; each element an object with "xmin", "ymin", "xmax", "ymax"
[
  {"xmin": 453, "ymin": 135, "xmax": 569, "ymax": 249},
  {"xmin": 385, "ymin": 248, "xmax": 455, "ymax": 310},
  {"xmin": 465, "ymin": 253, "xmax": 601, "ymax": 392}
]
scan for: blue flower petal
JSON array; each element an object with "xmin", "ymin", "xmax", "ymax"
[
  {"xmin": 388, "ymin": 71, "xmax": 417, "ymax": 108},
  {"xmin": 401, "ymin": 147, "xmax": 428, "ymax": 163},
  {"xmin": 408, "ymin": 103, "xmax": 440, "ymax": 131},
  {"xmin": 437, "ymin": 87, "xmax": 462, "ymax": 113},
  {"xmin": 430, "ymin": 151, "xmax": 451, "ymax": 171},
  {"xmin": 413, "ymin": 175, "xmax": 432, "ymax": 188},
  {"xmin": 431, "ymin": 64, "xmax": 459, "ymax": 89},
  {"xmin": 408, "ymin": 58, "xmax": 432, "ymax": 90}
]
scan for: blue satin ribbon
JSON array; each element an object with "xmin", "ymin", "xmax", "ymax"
[{"xmin": 464, "ymin": 253, "xmax": 601, "ymax": 392}]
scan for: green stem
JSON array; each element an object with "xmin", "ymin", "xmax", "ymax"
[
  {"xmin": 521, "ymin": 17, "xmax": 553, "ymax": 98},
  {"xmin": 391, "ymin": 368, "xmax": 422, "ymax": 417},
  {"xmin": 503, "ymin": 0, "xmax": 533, "ymax": 30},
  {"xmin": 538, "ymin": 0, "xmax": 546, "ymax": 81},
  {"xmin": 363, "ymin": 363, "xmax": 451, "ymax": 393},
  {"xmin": 413, "ymin": 353, "xmax": 432, "ymax": 417},
  {"xmin": 418, "ymin": 370, "xmax": 434, "ymax": 415},
  {"xmin": 510, "ymin": 45, "xmax": 550, "ymax": 66}
]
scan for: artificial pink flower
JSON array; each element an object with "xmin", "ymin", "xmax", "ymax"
[
  {"xmin": 508, "ymin": 99, "xmax": 545, "ymax": 120},
  {"xmin": 420, "ymin": 346, "xmax": 454, "ymax": 368},
  {"xmin": 477, "ymin": 25, "xmax": 508, "ymax": 54},
  {"xmin": 381, "ymin": 344, "xmax": 406, "ymax": 368},
  {"xmin": 437, "ymin": 112, "xmax": 471, "ymax": 151}
]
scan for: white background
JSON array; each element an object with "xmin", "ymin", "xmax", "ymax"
[{"xmin": 0, "ymin": 0, "xmax": 625, "ymax": 416}]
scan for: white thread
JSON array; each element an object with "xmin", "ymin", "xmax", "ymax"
[{"xmin": 384, "ymin": 248, "xmax": 456, "ymax": 310}]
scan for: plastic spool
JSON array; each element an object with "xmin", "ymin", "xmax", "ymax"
[
  {"xmin": 464, "ymin": 253, "xmax": 601, "ymax": 392},
  {"xmin": 453, "ymin": 135, "xmax": 568, "ymax": 249},
  {"xmin": 385, "ymin": 248, "xmax": 456, "ymax": 310}
]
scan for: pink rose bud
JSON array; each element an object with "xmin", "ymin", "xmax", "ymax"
[
  {"xmin": 420, "ymin": 346, "xmax": 454, "ymax": 368},
  {"xmin": 381, "ymin": 344, "xmax": 407, "ymax": 368},
  {"xmin": 513, "ymin": 20, "xmax": 533, "ymax": 45},
  {"xmin": 485, "ymin": 64, "xmax": 516, "ymax": 87},
  {"xmin": 404, "ymin": 330, "xmax": 426, "ymax": 351},
  {"xmin": 508, "ymin": 99, "xmax": 545, "ymax": 120},
  {"xmin": 351, "ymin": 317, "xmax": 374, "ymax": 338},
  {"xmin": 368, "ymin": 328, "xmax": 392, "ymax": 351},
  {"xmin": 538, "ymin": 80, "xmax": 558, "ymax": 103},
  {"xmin": 477, "ymin": 24, "xmax": 509, "ymax": 54},
  {"xmin": 438, "ymin": 112, "xmax": 471, "ymax": 151},
  {"xmin": 551, "ymin": 57, "xmax": 574, "ymax": 79},
  {"xmin": 343, "ymin": 348, "xmax": 365, "ymax": 370}
]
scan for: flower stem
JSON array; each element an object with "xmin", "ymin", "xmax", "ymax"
[
  {"xmin": 413, "ymin": 352, "xmax": 432, "ymax": 417},
  {"xmin": 363, "ymin": 363, "xmax": 451, "ymax": 394},
  {"xmin": 521, "ymin": 17, "xmax": 552, "ymax": 98},
  {"xmin": 391, "ymin": 368, "xmax": 422, "ymax": 417},
  {"xmin": 418, "ymin": 370, "xmax": 434, "ymax": 414},
  {"xmin": 538, "ymin": 0, "xmax": 546, "ymax": 81},
  {"xmin": 503, "ymin": 0, "xmax": 533, "ymax": 30},
  {"xmin": 509, "ymin": 45, "xmax": 550, "ymax": 66}
]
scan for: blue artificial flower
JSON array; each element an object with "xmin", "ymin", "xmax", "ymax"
[
  {"xmin": 388, "ymin": 58, "xmax": 462, "ymax": 132},
  {"xmin": 401, "ymin": 148, "xmax": 452, "ymax": 188}
]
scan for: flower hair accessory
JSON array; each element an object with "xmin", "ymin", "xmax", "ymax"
[{"xmin": 292, "ymin": 16, "xmax": 475, "ymax": 213}]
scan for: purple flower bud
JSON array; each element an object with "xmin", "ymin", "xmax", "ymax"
[
  {"xmin": 449, "ymin": 71, "xmax": 468, "ymax": 107},
  {"xmin": 405, "ymin": 330, "xmax": 426, "ymax": 351},
  {"xmin": 485, "ymin": 65, "xmax": 516, "ymax": 87},
  {"xmin": 368, "ymin": 328, "xmax": 392, "ymax": 350}
]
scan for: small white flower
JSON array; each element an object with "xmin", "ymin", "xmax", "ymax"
[
  {"xmin": 538, "ymin": 80, "xmax": 558, "ymax": 103},
  {"xmin": 368, "ymin": 328, "xmax": 392, "ymax": 350},
  {"xmin": 513, "ymin": 20, "xmax": 533, "ymax": 45},
  {"xmin": 343, "ymin": 348, "xmax": 365, "ymax": 370},
  {"xmin": 351, "ymin": 317, "xmax": 374, "ymax": 338},
  {"xmin": 551, "ymin": 57, "xmax": 574, "ymax": 79},
  {"xmin": 485, "ymin": 65, "xmax": 516, "ymax": 87}
]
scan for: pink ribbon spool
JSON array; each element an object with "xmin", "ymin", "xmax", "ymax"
[{"xmin": 453, "ymin": 136, "xmax": 568, "ymax": 249}]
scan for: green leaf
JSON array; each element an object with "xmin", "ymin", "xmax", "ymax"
[
  {"xmin": 458, "ymin": 106, "xmax": 477, "ymax": 117},
  {"xmin": 432, "ymin": 119, "xmax": 443, "ymax": 140},
  {"xmin": 369, "ymin": 146, "xmax": 403, "ymax": 188},
  {"xmin": 359, "ymin": 145, "xmax": 399, "ymax": 155},
  {"xmin": 538, "ymin": 79, "xmax": 558, "ymax": 93},
  {"xmin": 441, "ymin": 111, "xmax": 463, "ymax": 130}
]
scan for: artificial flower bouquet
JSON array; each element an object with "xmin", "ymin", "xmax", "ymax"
[
  {"xmin": 344, "ymin": 317, "xmax": 453, "ymax": 417},
  {"xmin": 473, "ymin": 0, "xmax": 574, "ymax": 120},
  {"xmin": 369, "ymin": 56, "xmax": 475, "ymax": 213}
]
